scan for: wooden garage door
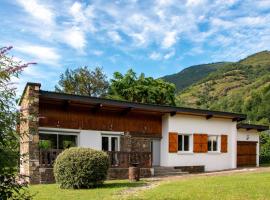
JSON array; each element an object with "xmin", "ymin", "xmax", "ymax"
[{"xmin": 237, "ymin": 141, "xmax": 257, "ymax": 167}]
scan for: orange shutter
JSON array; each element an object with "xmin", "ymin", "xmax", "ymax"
[
  {"xmin": 193, "ymin": 134, "xmax": 208, "ymax": 153},
  {"xmin": 201, "ymin": 134, "xmax": 208, "ymax": 153},
  {"xmin": 169, "ymin": 132, "xmax": 178, "ymax": 153},
  {"xmin": 193, "ymin": 134, "xmax": 201, "ymax": 153},
  {"xmin": 221, "ymin": 135, "xmax": 228, "ymax": 153}
]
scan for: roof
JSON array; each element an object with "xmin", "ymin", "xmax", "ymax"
[
  {"xmin": 39, "ymin": 90, "xmax": 246, "ymax": 121},
  {"xmin": 237, "ymin": 123, "xmax": 269, "ymax": 132}
]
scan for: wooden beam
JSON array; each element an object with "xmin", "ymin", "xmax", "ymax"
[
  {"xmin": 232, "ymin": 117, "xmax": 239, "ymax": 122},
  {"xmin": 120, "ymin": 107, "xmax": 133, "ymax": 115},
  {"xmin": 92, "ymin": 103, "xmax": 103, "ymax": 113},
  {"xmin": 62, "ymin": 100, "xmax": 70, "ymax": 111},
  {"xmin": 170, "ymin": 111, "xmax": 176, "ymax": 116},
  {"xmin": 206, "ymin": 114, "xmax": 213, "ymax": 120}
]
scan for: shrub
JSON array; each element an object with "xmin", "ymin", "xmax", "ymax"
[
  {"xmin": 260, "ymin": 132, "xmax": 270, "ymax": 164},
  {"xmin": 53, "ymin": 147, "xmax": 109, "ymax": 189}
]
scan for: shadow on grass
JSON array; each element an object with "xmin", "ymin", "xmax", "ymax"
[{"xmin": 101, "ymin": 181, "xmax": 146, "ymax": 189}]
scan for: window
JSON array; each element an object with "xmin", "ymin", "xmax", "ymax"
[
  {"xmin": 208, "ymin": 135, "xmax": 219, "ymax": 152},
  {"xmin": 102, "ymin": 135, "xmax": 119, "ymax": 151},
  {"xmin": 178, "ymin": 134, "xmax": 191, "ymax": 152},
  {"xmin": 39, "ymin": 133, "xmax": 77, "ymax": 150}
]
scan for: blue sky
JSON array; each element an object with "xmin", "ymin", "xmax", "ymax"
[{"xmin": 1, "ymin": 0, "xmax": 270, "ymax": 94}]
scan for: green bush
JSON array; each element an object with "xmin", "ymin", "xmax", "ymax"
[
  {"xmin": 260, "ymin": 132, "xmax": 270, "ymax": 164},
  {"xmin": 53, "ymin": 147, "xmax": 109, "ymax": 189}
]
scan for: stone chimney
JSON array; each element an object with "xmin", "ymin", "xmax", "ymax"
[{"xmin": 19, "ymin": 82, "xmax": 41, "ymax": 184}]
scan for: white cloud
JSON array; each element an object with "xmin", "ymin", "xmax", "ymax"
[
  {"xmin": 164, "ymin": 50, "xmax": 175, "ymax": 59},
  {"xmin": 62, "ymin": 27, "xmax": 87, "ymax": 50},
  {"xmin": 162, "ymin": 32, "xmax": 177, "ymax": 49},
  {"xmin": 70, "ymin": 2, "xmax": 85, "ymax": 22},
  {"xmin": 186, "ymin": 0, "xmax": 205, "ymax": 7},
  {"xmin": 149, "ymin": 52, "xmax": 162, "ymax": 60},
  {"xmin": 10, "ymin": 0, "xmax": 270, "ymax": 64},
  {"xmin": 16, "ymin": 44, "xmax": 60, "ymax": 65},
  {"xmin": 92, "ymin": 50, "xmax": 103, "ymax": 56},
  {"xmin": 108, "ymin": 31, "xmax": 122, "ymax": 43},
  {"xmin": 16, "ymin": 0, "xmax": 55, "ymax": 25}
]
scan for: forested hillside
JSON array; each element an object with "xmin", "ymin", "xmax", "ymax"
[
  {"xmin": 175, "ymin": 51, "xmax": 270, "ymax": 125},
  {"xmin": 162, "ymin": 62, "xmax": 230, "ymax": 92}
]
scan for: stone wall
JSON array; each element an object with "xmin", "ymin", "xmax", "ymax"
[
  {"xmin": 174, "ymin": 166, "xmax": 205, "ymax": 173},
  {"xmin": 120, "ymin": 133, "xmax": 151, "ymax": 152},
  {"xmin": 20, "ymin": 83, "xmax": 40, "ymax": 184},
  {"xmin": 40, "ymin": 168, "xmax": 55, "ymax": 184},
  {"xmin": 108, "ymin": 168, "xmax": 152, "ymax": 180}
]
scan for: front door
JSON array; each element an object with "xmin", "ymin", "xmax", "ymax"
[{"xmin": 151, "ymin": 139, "xmax": 161, "ymax": 166}]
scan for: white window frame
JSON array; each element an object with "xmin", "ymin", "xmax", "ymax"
[
  {"xmin": 207, "ymin": 135, "xmax": 220, "ymax": 152},
  {"xmin": 101, "ymin": 134, "xmax": 120, "ymax": 152},
  {"xmin": 38, "ymin": 128, "xmax": 79, "ymax": 149},
  {"xmin": 177, "ymin": 134, "xmax": 193, "ymax": 153}
]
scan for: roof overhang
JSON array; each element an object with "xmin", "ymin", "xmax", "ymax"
[
  {"xmin": 237, "ymin": 123, "xmax": 269, "ymax": 132},
  {"xmin": 39, "ymin": 90, "xmax": 246, "ymax": 121}
]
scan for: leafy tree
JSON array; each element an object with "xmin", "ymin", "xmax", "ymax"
[
  {"xmin": 55, "ymin": 67, "xmax": 109, "ymax": 97},
  {"xmin": 0, "ymin": 46, "xmax": 34, "ymax": 200},
  {"xmin": 108, "ymin": 69, "xmax": 176, "ymax": 105},
  {"xmin": 260, "ymin": 132, "xmax": 270, "ymax": 163}
]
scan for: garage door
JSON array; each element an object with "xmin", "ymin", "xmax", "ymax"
[{"xmin": 237, "ymin": 141, "xmax": 257, "ymax": 167}]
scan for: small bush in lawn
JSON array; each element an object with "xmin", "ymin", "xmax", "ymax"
[{"xmin": 53, "ymin": 147, "xmax": 109, "ymax": 189}]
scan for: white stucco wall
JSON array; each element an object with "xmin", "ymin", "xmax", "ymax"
[
  {"xmin": 160, "ymin": 114, "xmax": 237, "ymax": 171},
  {"xmin": 80, "ymin": 130, "xmax": 102, "ymax": 150},
  {"xmin": 237, "ymin": 129, "xmax": 260, "ymax": 166}
]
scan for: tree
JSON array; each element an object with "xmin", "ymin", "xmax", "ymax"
[
  {"xmin": 108, "ymin": 69, "xmax": 176, "ymax": 105},
  {"xmin": 260, "ymin": 132, "xmax": 270, "ymax": 164},
  {"xmin": 55, "ymin": 67, "xmax": 109, "ymax": 97},
  {"xmin": 0, "ymin": 46, "xmax": 34, "ymax": 199}
]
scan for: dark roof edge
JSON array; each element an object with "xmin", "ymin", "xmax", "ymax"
[
  {"xmin": 39, "ymin": 90, "xmax": 246, "ymax": 120},
  {"xmin": 18, "ymin": 82, "xmax": 41, "ymax": 106},
  {"xmin": 237, "ymin": 123, "xmax": 269, "ymax": 132}
]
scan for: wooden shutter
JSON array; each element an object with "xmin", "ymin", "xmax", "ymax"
[
  {"xmin": 193, "ymin": 134, "xmax": 208, "ymax": 153},
  {"xmin": 201, "ymin": 134, "xmax": 208, "ymax": 153},
  {"xmin": 193, "ymin": 134, "xmax": 201, "ymax": 153},
  {"xmin": 169, "ymin": 132, "xmax": 178, "ymax": 153},
  {"xmin": 221, "ymin": 135, "xmax": 228, "ymax": 153}
]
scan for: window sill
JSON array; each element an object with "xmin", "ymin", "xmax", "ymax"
[
  {"xmin": 207, "ymin": 151, "xmax": 221, "ymax": 154},
  {"xmin": 177, "ymin": 151, "xmax": 194, "ymax": 155}
]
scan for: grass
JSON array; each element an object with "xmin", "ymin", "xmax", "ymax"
[
  {"xmin": 127, "ymin": 172, "xmax": 270, "ymax": 200},
  {"xmin": 30, "ymin": 180, "xmax": 145, "ymax": 200},
  {"xmin": 29, "ymin": 171, "xmax": 270, "ymax": 200}
]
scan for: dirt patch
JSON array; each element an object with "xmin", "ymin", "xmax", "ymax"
[{"xmin": 115, "ymin": 178, "xmax": 163, "ymax": 199}]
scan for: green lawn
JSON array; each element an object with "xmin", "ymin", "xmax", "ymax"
[
  {"xmin": 127, "ymin": 172, "xmax": 270, "ymax": 200},
  {"xmin": 30, "ymin": 171, "xmax": 270, "ymax": 200},
  {"xmin": 30, "ymin": 180, "xmax": 145, "ymax": 200}
]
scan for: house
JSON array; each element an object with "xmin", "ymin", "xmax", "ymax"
[{"xmin": 19, "ymin": 83, "xmax": 269, "ymax": 184}]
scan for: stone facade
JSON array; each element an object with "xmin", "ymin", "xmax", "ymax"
[
  {"xmin": 108, "ymin": 168, "xmax": 151, "ymax": 180},
  {"xmin": 40, "ymin": 168, "xmax": 55, "ymax": 183},
  {"xmin": 120, "ymin": 133, "xmax": 151, "ymax": 152},
  {"xmin": 174, "ymin": 166, "xmax": 205, "ymax": 173},
  {"xmin": 20, "ymin": 83, "xmax": 40, "ymax": 184}
]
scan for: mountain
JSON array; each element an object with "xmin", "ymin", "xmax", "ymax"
[
  {"xmin": 175, "ymin": 51, "xmax": 270, "ymax": 125},
  {"xmin": 162, "ymin": 62, "xmax": 231, "ymax": 92}
]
